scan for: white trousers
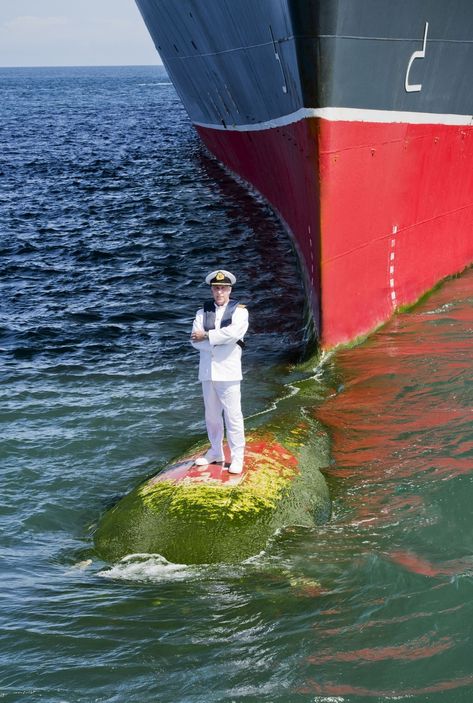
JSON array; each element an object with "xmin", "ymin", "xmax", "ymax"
[{"xmin": 201, "ymin": 380, "xmax": 245, "ymax": 462}]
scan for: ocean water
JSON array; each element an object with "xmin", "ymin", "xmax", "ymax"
[{"xmin": 1, "ymin": 65, "xmax": 472, "ymax": 703}]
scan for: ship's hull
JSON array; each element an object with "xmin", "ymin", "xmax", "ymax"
[{"xmin": 135, "ymin": 0, "xmax": 473, "ymax": 347}]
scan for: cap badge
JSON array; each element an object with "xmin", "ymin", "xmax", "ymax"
[{"xmin": 216, "ymin": 271, "xmax": 225, "ymax": 281}]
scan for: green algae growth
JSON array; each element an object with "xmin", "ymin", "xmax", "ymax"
[{"xmin": 94, "ymin": 418, "xmax": 331, "ymax": 565}]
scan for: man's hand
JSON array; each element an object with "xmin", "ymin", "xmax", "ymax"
[{"xmin": 191, "ymin": 330, "xmax": 208, "ymax": 342}]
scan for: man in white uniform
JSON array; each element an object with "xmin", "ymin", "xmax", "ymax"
[{"xmin": 190, "ymin": 269, "xmax": 249, "ymax": 474}]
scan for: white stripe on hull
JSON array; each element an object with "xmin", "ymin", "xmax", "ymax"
[{"xmin": 194, "ymin": 106, "xmax": 473, "ymax": 132}]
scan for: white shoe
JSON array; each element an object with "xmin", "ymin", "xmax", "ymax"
[
  {"xmin": 195, "ymin": 450, "xmax": 224, "ymax": 466},
  {"xmin": 228, "ymin": 460, "xmax": 243, "ymax": 474}
]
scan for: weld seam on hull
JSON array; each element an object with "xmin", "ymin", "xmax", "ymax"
[{"xmin": 160, "ymin": 32, "xmax": 473, "ymax": 63}]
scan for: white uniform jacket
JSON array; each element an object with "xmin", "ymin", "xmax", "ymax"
[{"xmin": 191, "ymin": 303, "xmax": 249, "ymax": 381}]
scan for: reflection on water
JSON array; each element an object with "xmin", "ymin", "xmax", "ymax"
[{"xmin": 296, "ymin": 269, "xmax": 473, "ymax": 700}]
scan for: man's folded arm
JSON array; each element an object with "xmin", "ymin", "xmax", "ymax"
[
  {"xmin": 208, "ymin": 309, "xmax": 249, "ymax": 346},
  {"xmin": 190, "ymin": 310, "xmax": 211, "ymax": 351}
]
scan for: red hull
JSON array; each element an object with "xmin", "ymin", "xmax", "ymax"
[{"xmin": 197, "ymin": 119, "xmax": 473, "ymax": 348}]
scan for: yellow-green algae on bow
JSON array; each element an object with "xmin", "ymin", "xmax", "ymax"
[
  {"xmin": 139, "ymin": 447, "xmax": 298, "ymax": 519},
  {"xmin": 94, "ymin": 418, "xmax": 330, "ymax": 565}
]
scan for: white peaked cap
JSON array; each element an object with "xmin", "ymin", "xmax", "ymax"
[{"xmin": 205, "ymin": 269, "xmax": 236, "ymax": 285}]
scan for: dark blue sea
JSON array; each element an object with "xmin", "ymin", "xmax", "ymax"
[{"xmin": 1, "ymin": 65, "xmax": 473, "ymax": 703}]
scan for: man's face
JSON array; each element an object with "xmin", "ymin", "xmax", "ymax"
[{"xmin": 212, "ymin": 284, "xmax": 231, "ymax": 307}]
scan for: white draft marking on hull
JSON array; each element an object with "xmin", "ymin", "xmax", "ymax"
[{"xmin": 389, "ymin": 225, "xmax": 398, "ymax": 307}]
